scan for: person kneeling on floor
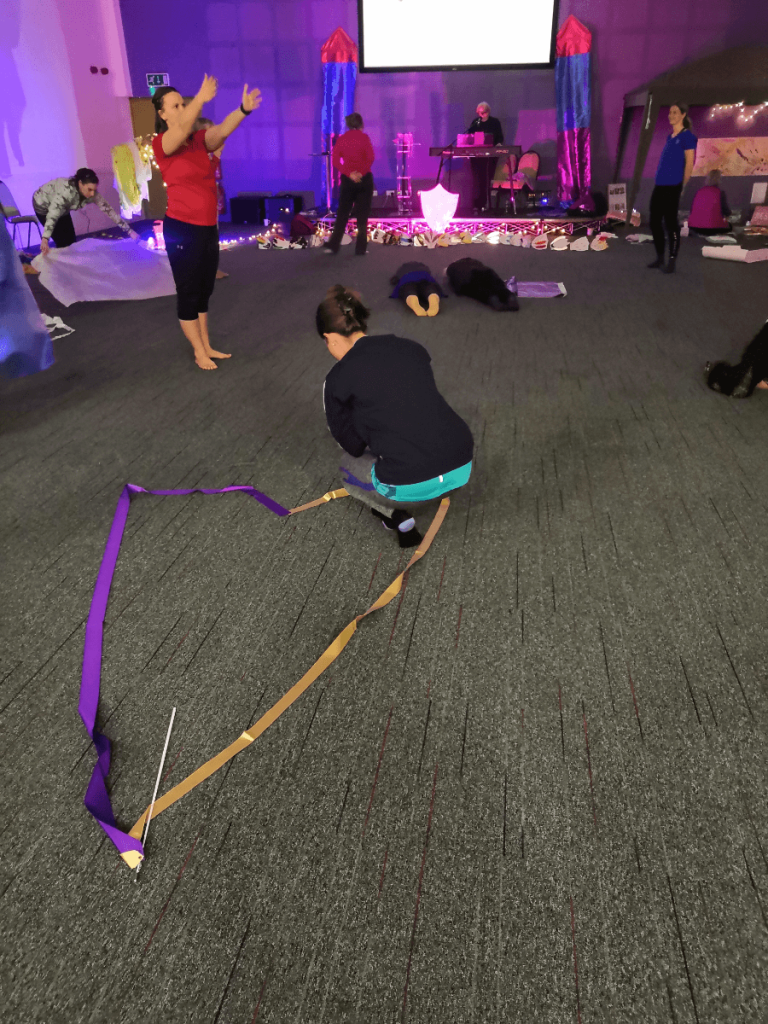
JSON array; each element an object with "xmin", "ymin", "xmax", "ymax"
[
  {"xmin": 705, "ymin": 317, "xmax": 768, "ymax": 397},
  {"xmin": 390, "ymin": 261, "xmax": 446, "ymax": 317},
  {"xmin": 317, "ymin": 285, "xmax": 474, "ymax": 547},
  {"xmin": 446, "ymin": 257, "xmax": 519, "ymax": 311}
]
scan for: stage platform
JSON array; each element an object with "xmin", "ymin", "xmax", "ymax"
[{"xmin": 316, "ymin": 213, "xmax": 608, "ymax": 235}]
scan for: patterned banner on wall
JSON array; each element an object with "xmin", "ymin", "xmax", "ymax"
[
  {"xmin": 692, "ymin": 138, "xmax": 768, "ymax": 176},
  {"xmin": 321, "ymin": 27, "xmax": 358, "ymax": 209}
]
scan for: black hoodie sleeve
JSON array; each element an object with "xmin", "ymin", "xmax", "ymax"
[{"xmin": 323, "ymin": 377, "xmax": 366, "ymax": 457}]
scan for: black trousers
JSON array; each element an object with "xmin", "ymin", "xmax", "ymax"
[
  {"xmin": 649, "ymin": 184, "xmax": 682, "ymax": 259},
  {"xmin": 328, "ymin": 173, "xmax": 373, "ymax": 254},
  {"xmin": 470, "ymin": 157, "xmax": 495, "ymax": 210},
  {"xmin": 164, "ymin": 216, "xmax": 219, "ymax": 321},
  {"xmin": 35, "ymin": 207, "xmax": 76, "ymax": 248}
]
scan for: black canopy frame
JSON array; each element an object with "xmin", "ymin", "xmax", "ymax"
[{"xmin": 613, "ymin": 46, "xmax": 768, "ymax": 219}]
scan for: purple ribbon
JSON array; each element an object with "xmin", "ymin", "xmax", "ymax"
[
  {"xmin": 339, "ymin": 466, "xmax": 375, "ymax": 491},
  {"xmin": 79, "ymin": 484, "xmax": 290, "ymax": 861}
]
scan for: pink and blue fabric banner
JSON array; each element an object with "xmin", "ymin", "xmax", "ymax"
[
  {"xmin": 555, "ymin": 16, "xmax": 593, "ymax": 212},
  {"xmin": 321, "ymin": 27, "xmax": 358, "ymax": 208}
]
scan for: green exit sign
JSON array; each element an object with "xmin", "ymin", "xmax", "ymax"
[{"xmin": 146, "ymin": 73, "xmax": 170, "ymax": 95}]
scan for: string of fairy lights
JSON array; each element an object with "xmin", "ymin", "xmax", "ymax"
[
  {"xmin": 136, "ymin": 133, "xmax": 165, "ymax": 188},
  {"xmin": 131, "ymin": 131, "xmax": 610, "ymax": 252},
  {"xmin": 708, "ymin": 100, "xmax": 768, "ymax": 126}
]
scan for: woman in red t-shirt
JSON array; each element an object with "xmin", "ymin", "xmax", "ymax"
[{"xmin": 152, "ymin": 75, "xmax": 261, "ymax": 370}]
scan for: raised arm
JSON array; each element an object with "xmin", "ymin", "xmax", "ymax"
[
  {"xmin": 162, "ymin": 75, "xmax": 217, "ymax": 156},
  {"xmin": 204, "ymin": 85, "xmax": 262, "ymax": 152}
]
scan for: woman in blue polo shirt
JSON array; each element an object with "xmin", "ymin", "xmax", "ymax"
[{"xmin": 647, "ymin": 102, "xmax": 697, "ymax": 274}]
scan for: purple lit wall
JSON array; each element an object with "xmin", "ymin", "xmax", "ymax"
[
  {"xmin": 2, "ymin": 0, "xmax": 135, "ymax": 232},
  {"xmin": 117, "ymin": 0, "xmax": 768, "ymax": 214}
]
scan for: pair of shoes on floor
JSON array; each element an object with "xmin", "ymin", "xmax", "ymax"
[{"xmin": 371, "ymin": 508, "xmax": 423, "ymax": 548}]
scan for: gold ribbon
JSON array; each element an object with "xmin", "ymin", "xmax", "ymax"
[
  {"xmin": 127, "ymin": 497, "xmax": 450, "ymax": 848},
  {"xmin": 288, "ymin": 488, "xmax": 349, "ymax": 514}
]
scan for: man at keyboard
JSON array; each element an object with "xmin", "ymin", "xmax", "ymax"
[{"xmin": 466, "ymin": 102, "xmax": 504, "ymax": 212}]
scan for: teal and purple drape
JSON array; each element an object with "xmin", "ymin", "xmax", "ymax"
[
  {"xmin": 555, "ymin": 16, "xmax": 593, "ymax": 211},
  {"xmin": 321, "ymin": 28, "xmax": 358, "ymax": 208}
]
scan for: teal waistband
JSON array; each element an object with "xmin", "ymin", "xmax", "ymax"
[{"xmin": 371, "ymin": 461, "xmax": 472, "ymax": 502}]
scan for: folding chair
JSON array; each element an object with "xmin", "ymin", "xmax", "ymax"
[
  {"xmin": 0, "ymin": 180, "xmax": 43, "ymax": 249},
  {"xmin": 491, "ymin": 153, "xmax": 518, "ymax": 213}
]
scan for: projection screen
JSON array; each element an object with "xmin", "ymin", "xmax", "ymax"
[{"xmin": 358, "ymin": 0, "xmax": 560, "ymax": 72}]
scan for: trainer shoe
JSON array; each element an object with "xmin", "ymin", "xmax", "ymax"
[{"xmin": 371, "ymin": 508, "xmax": 423, "ymax": 548}]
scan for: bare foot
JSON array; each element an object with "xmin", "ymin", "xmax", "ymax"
[
  {"xmin": 755, "ymin": 379, "xmax": 768, "ymax": 390},
  {"xmin": 427, "ymin": 294, "xmax": 440, "ymax": 317},
  {"xmin": 195, "ymin": 354, "xmax": 218, "ymax": 370},
  {"xmin": 216, "ymin": 270, "xmax": 229, "ymax": 279},
  {"xmin": 405, "ymin": 294, "xmax": 427, "ymax": 316},
  {"xmin": 205, "ymin": 349, "xmax": 231, "ymax": 359}
]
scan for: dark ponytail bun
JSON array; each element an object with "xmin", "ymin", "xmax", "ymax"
[{"xmin": 315, "ymin": 285, "xmax": 371, "ymax": 338}]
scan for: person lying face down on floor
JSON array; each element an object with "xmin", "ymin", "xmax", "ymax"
[
  {"xmin": 389, "ymin": 261, "xmax": 446, "ymax": 317},
  {"xmin": 705, "ymin": 318, "xmax": 768, "ymax": 397},
  {"xmin": 446, "ymin": 257, "xmax": 519, "ymax": 311},
  {"xmin": 317, "ymin": 285, "xmax": 474, "ymax": 547}
]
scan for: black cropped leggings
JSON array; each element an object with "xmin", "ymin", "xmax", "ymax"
[
  {"xmin": 164, "ymin": 216, "xmax": 219, "ymax": 321},
  {"xmin": 649, "ymin": 184, "xmax": 682, "ymax": 259}
]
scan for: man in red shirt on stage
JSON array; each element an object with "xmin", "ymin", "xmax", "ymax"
[{"xmin": 324, "ymin": 113, "xmax": 375, "ymax": 256}]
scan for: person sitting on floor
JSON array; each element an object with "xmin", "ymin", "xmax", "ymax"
[
  {"xmin": 446, "ymin": 257, "xmax": 519, "ymax": 311},
  {"xmin": 705, "ymin": 318, "xmax": 768, "ymax": 397},
  {"xmin": 390, "ymin": 262, "xmax": 446, "ymax": 317},
  {"xmin": 317, "ymin": 285, "xmax": 474, "ymax": 547},
  {"xmin": 688, "ymin": 169, "xmax": 731, "ymax": 236}
]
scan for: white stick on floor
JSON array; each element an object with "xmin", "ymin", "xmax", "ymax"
[{"xmin": 136, "ymin": 706, "xmax": 176, "ymax": 875}]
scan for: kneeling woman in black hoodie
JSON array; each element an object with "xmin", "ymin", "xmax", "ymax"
[{"xmin": 317, "ymin": 285, "xmax": 474, "ymax": 547}]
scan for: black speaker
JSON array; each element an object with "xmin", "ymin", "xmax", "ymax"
[
  {"xmin": 265, "ymin": 195, "xmax": 299, "ymax": 223},
  {"xmin": 276, "ymin": 191, "xmax": 314, "ymax": 212},
  {"xmin": 371, "ymin": 192, "xmax": 397, "ymax": 211},
  {"xmin": 230, "ymin": 196, "xmax": 265, "ymax": 224}
]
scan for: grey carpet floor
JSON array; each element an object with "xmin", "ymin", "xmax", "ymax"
[{"xmin": 1, "ymin": 235, "xmax": 767, "ymax": 1024}]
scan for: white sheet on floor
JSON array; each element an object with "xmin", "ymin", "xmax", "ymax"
[
  {"xmin": 702, "ymin": 246, "xmax": 768, "ymax": 263},
  {"xmin": 32, "ymin": 238, "xmax": 175, "ymax": 307}
]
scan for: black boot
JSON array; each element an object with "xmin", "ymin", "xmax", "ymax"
[
  {"xmin": 647, "ymin": 250, "xmax": 664, "ymax": 269},
  {"xmin": 663, "ymin": 230, "xmax": 680, "ymax": 274}
]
